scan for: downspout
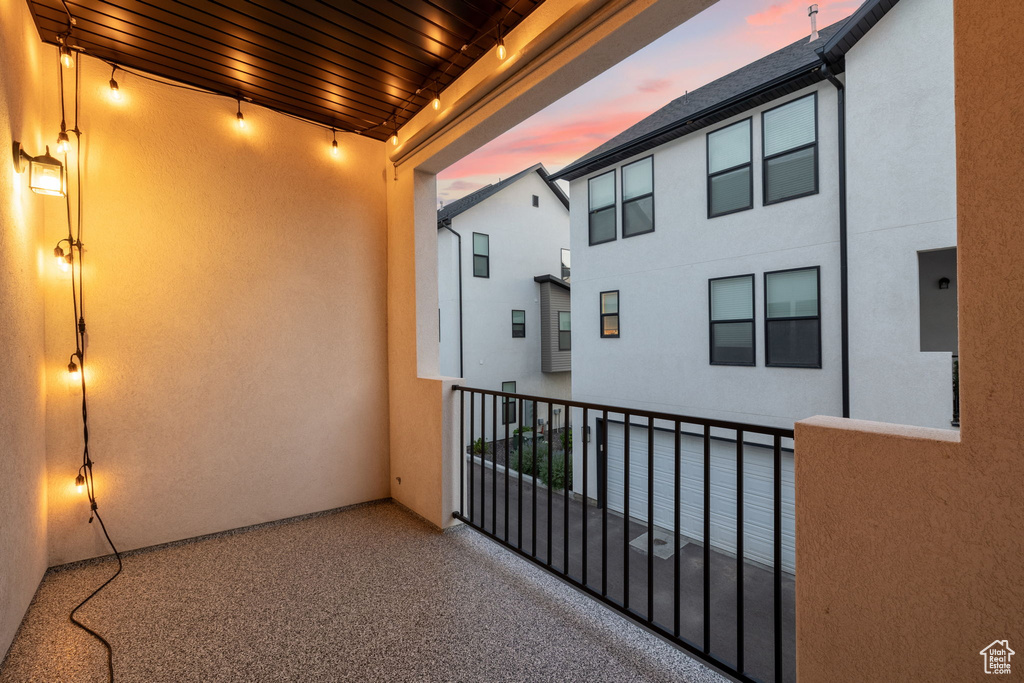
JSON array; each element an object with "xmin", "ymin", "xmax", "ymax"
[
  {"xmin": 821, "ymin": 57, "xmax": 850, "ymax": 418},
  {"xmin": 438, "ymin": 221, "xmax": 465, "ymax": 379}
]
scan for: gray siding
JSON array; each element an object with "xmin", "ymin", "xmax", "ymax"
[{"xmin": 538, "ymin": 281, "xmax": 571, "ymax": 372}]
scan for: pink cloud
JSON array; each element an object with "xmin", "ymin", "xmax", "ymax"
[
  {"xmin": 747, "ymin": 0, "xmax": 808, "ymax": 26},
  {"xmin": 637, "ymin": 78, "xmax": 673, "ymax": 94}
]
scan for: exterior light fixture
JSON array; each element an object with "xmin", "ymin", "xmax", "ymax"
[
  {"xmin": 75, "ymin": 473, "xmax": 85, "ymax": 493},
  {"xmin": 495, "ymin": 26, "xmax": 507, "ymax": 61},
  {"xmin": 60, "ymin": 45, "xmax": 74, "ymax": 68},
  {"xmin": 109, "ymin": 66, "xmax": 120, "ymax": 100},
  {"xmin": 13, "ymin": 142, "xmax": 66, "ymax": 196},
  {"xmin": 432, "ymin": 82, "xmax": 440, "ymax": 111},
  {"xmin": 68, "ymin": 360, "xmax": 80, "ymax": 382},
  {"xmin": 236, "ymin": 98, "xmax": 245, "ymax": 129},
  {"xmin": 331, "ymin": 128, "xmax": 339, "ymax": 155},
  {"xmin": 57, "ymin": 129, "xmax": 71, "ymax": 153},
  {"xmin": 390, "ymin": 133, "xmax": 398, "ymax": 146},
  {"xmin": 938, "ymin": 277, "xmax": 951, "ymax": 290}
]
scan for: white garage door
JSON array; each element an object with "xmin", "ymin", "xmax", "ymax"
[{"xmin": 605, "ymin": 421, "xmax": 795, "ymax": 574}]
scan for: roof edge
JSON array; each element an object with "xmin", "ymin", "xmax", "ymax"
[
  {"xmin": 823, "ymin": 0, "xmax": 901, "ymax": 63},
  {"xmin": 534, "ymin": 274, "xmax": 570, "ymax": 290}
]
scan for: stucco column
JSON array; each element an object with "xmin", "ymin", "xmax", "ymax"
[{"xmin": 795, "ymin": 2, "xmax": 1024, "ymax": 680}]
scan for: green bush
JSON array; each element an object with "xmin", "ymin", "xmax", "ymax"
[{"xmin": 509, "ymin": 437, "xmax": 572, "ymax": 490}]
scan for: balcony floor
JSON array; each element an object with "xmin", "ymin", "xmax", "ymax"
[{"xmin": 0, "ymin": 500, "xmax": 725, "ymax": 682}]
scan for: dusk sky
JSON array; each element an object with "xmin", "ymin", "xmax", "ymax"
[{"xmin": 437, "ymin": 0, "xmax": 861, "ymax": 207}]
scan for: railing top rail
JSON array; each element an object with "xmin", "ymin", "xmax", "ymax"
[{"xmin": 452, "ymin": 385, "xmax": 795, "ymax": 439}]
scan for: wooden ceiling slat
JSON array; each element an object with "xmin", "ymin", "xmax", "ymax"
[
  {"xmin": 34, "ymin": 4, "xmax": 402, "ymax": 122},
  {"xmin": 26, "ymin": 0, "xmax": 543, "ymax": 140}
]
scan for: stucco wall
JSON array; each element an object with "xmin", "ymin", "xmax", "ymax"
[
  {"xmin": 795, "ymin": 0, "xmax": 1024, "ymax": 679},
  {"xmin": 0, "ymin": 0, "xmax": 50, "ymax": 659},
  {"xmin": 568, "ymin": 83, "xmax": 842, "ymax": 431},
  {"xmin": 845, "ymin": 0, "xmax": 957, "ymax": 430},
  {"xmin": 42, "ymin": 54, "xmax": 391, "ymax": 565}
]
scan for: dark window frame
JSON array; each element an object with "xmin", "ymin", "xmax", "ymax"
[
  {"xmin": 764, "ymin": 265, "xmax": 822, "ymax": 369},
  {"xmin": 600, "ymin": 290, "xmax": 620, "ymax": 339},
  {"xmin": 502, "ymin": 380, "xmax": 517, "ymax": 424},
  {"xmin": 588, "ymin": 170, "xmax": 617, "ymax": 246},
  {"xmin": 472, "ymin": 232, "xmax": 489, "ymax": 278},
  {"xmin": 761, "ymin": 92, "xmax": 819, "ymax": 206},
  {"xmin": 706, "ymin": 117, "xmax": 754, "ymax": 219},
  {"xmin": 560, "ymin": 248, "xmax": 570, "ymax": 281},
  {"xmin": 708, "ymin": 273, "xmax": 756, "ymax": 367},
  {"xmin": 621, "ymin": 155, "xmax": 655, "ymax": 238},
  {"xmin": 511, "ymin": 309, "xmax": 526, "ymax": 338},
  {"xmin": 532, "ymin": 194, "xmax": 539, "ymax": 207},
  {"xmin": 558, "ymin": 311, "xmax": 571, "ymax": 351}
]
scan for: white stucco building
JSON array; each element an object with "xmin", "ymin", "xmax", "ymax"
[
  {"xmin": 438, "ymin": 164, "xmax": 572, "ymax": 439},
  {"xmin": 549, "ymin": 0, "xmax": 956, "ymax": 573}
]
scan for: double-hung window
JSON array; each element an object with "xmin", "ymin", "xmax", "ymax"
[
  {"xmin": 558, "ymin": 311, "xmax": 571, "ymax": 350},
  {"xmin": 622, "ymin": 156, "xmax": 654, "ymax": 237},
  {"xmin": 765, "ymin": 267, "xmax": 821, "ymax": 367},
  {"xmin": 762, "ymin": 93, "xmax": 818, "ymax": 204},
  {"xmin": 511, "ymin": 310, "xmax": 526, "ymax": 338},
  {"xmin": 473, "ymin": 233, "xmax": 489, "ymax": 278},
  {"xmin": 709, "ymin": 275, "xmax": 755, "ymax": 365},
  {"xmin": 502, "ymin": 381, "xmax": 517, "ymax": 424},
  {"xmin": 707, "ymin": 119, "xmax": 753, "ymax": 217},
  {"xmin": 600, "ymin": 291, "xmax": 619, "ymax": 338},
  {"xmin": 588, "ymin": 171, "xmax": 616, "ymax": 245}
]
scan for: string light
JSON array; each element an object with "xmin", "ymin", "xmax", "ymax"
[
  {"xmin": 108, "ymin": 66, "xmax": 120, "ymax": 100},
  {"xmin": 60, "ymin": 45, "xmax": 74, "ymax": 69},
  {"xmin": 57, "ymin": 129, "xmax": 70, "ymax": 153},
  {"xmin": 75, "ymin": 473, "xmax": 85, "ymax": 493},
  {"xmin": 496, "ymin": 26, "xmax": 507, "ymax": 61},
  {"xmin": 331, "ymin": 128, "xmax": 339, "ymax": 155},
  {"xmin": 432, "ymin": 81, "xmax": 440, "ymax": 111},
  {"xmin": 68, "ymin": 359, "xmax": 80, "ymax": 383},
  {"xmin": 236, "ymin": 98, "xmax": 245, "ymax": 129}
]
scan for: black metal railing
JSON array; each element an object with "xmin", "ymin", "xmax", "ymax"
[
  {"xmin": 452, "ymin": 386, "xmax": 796, "ymax": 683},
  {"xmin": 952, "ymin": 354, "xmax": 960, "ymax": 427}
]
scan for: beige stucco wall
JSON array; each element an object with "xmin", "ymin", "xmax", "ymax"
[
  {"xmin": 795, "ymin": 1, "xmax": 1024, "ymax": 679},
  {"xmin": 40, "ymin": 54, "xmax": 392, "ymax": 565},
  {"xmin": 0, "ymin": 0, "xmax": 50, "ymax": 658}
]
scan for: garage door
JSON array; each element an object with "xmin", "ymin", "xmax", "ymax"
[{"xmin": 604, "ymin": 421, "xmax": 795, "ymax": 574}]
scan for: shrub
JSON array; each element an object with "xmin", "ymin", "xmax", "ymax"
[{"xmin": 509, "ymin": 438, "xmax": 572, "ymax": 490}]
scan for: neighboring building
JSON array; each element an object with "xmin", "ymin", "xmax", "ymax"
[
  {"xmin": 438, "ymin": 164, "xmax": 572, "ymax": 439},
  {"xmin": 550, "ymin": 0, "xmax": 956, "ymax": 574}
]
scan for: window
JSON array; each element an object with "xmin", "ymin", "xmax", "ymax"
[
  {"xmin": 600, "ymin": 291, "xmax": 619, "ymax": 338},
  {"xmin": 558, "ymin": 311, "xmax": 571, "ymax": 350},
  {"xmin": 622, "ymin": 156, "xmax": 654, "ymax": 237},
  {"xmin": 532, "ymin": 194, "xmax": 539, "ymax": 207},
  {"xmin": 502, "ymin": 381, "xmax": 517, "ymax": 424},
  {"xmin": 765, "ymin": 267, "xmax": 820, "ymax": 368},
  {"xmin": 472, "ymin": 233, "xmax": 489, "ymax": 278},
  {"xmin": 588, "ymin": 171, "xmax": 616, "ymax": 245},
  {"xmin": 512, "ymin": 309, "xmax": 526, "ymax": 338},
  {"xmin": 762, "ymin": 94, "xmax": 818, "ymax": 205},
  {"xmin": 707, "ymin": 118, "xmax": 752, "ymax": 217},
  {"xmin": 709, "ymin": 275, "xmax": 755, "ymax": 366},
  {"xmin": 560, "ymin": 248, "xmax": 570, "ymax": 281}
]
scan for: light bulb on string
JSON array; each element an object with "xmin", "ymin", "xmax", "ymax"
[
  {"xmin": 68, "ymin": 360, "xmax": 80, "ymax": 383},
  {"xmin": 432, "ymin": 83, "xmax": 440, "ymax": 111},
  {"xmin": 75, "ymin": 473, "xmax": 85, "ymax": 494},
  {"xmin": 236, "ymin": 99, "xmax": 245, "ymax": 129},
  {"xmin": 331, "ymin": 128, "xmax": 339, "ymax": 156},
  {"xmin": 60, "ymin": 254, "xmax": 72, "ymax": 273},
  {"xmin": 109, "ymin": 66, "xmax": 121, "ymax": 101},
  {"xmin": 57, "ymin": 130, "xmax": 70, "ymax": 154},
  {"xmin": 496, "ymin": 27, "xmax": 507, "ymax": 61},
  {"xmin": 54, "ymin": 245, "xmax": 65, "ymax": 268},
  {"xmin": 60, "ymin": 45, "xmax": 74, "ymax": 69}
]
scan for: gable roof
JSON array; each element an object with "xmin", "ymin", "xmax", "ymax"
[
  {"xmin": 550, "ymin": 0, "xmax": 903, "ymax": 183},
  {"xmin": 437, "ymin": 163, "xmax": 569, "ymax": 224}
]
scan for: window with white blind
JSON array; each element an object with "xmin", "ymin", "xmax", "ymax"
[
  {"xmin": 707, "ymin": 118, "xmax": 753, "ymax": 217},
  {"xmin": 709, "ymin": 274, "xmax": 755, "ymax": 365},
  {"xmin": 588, "ymin": 171, "xmax": 616, "ymax": 245},
  {"xmin": 622, "ymin": 156, "xmax": 654, "ymax": 237},
  {"xmin": 765, "ymin": 267, "xmax": 820, "ymax": 367},
  {"xmin": 762, "ymin": 93, "xmax": 818, "ymax": 205},
  {"xmin": 473, "ymin": 233, "xmax": 489, "ymax": 278}
]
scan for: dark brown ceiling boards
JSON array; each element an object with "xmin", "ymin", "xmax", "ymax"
[{"xmin": 27, "ymin": 0, "xmax": 543, "ymax": 140}]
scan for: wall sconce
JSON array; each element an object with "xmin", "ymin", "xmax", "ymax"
[
  {"xmin": 938, "ymin": 277, "xmax": 951, "ymax": 290},
  {"xmin": 12, "ymin": 142, "xmax": 65, "ymax": 196}
]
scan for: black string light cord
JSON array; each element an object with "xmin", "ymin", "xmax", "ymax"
[{"xmin": 57, "ymin": 43, "xmax": 123, "ymax": 683}]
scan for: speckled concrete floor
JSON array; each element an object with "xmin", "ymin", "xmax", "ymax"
[{"xmin": 0, "ymin": 501, "xmax": 726, "ymax": 683}]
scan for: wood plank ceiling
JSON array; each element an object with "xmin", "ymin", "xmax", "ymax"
[{"xmin": 27, "ymin": 0, "xmax": 544, "ymax": 140}]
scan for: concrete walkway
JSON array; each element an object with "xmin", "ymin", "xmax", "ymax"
[{"xmin": 463, "ymin": 460, "xmax": 796, "ymax": 683}]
